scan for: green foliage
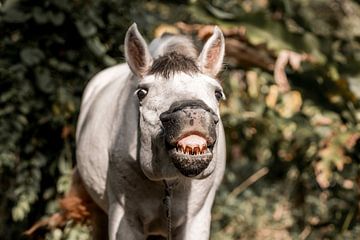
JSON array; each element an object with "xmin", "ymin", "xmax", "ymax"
[
  {"xmin": 0, "ymin": 0, "xmax": 359, "ymax": 239},
  {"xmin": 200, "ymin": 0, "xmax": 360, "ymax": 239},
  {"xmin": 0, "ymin": 0, "xmax": 135, "ymax": 238}
]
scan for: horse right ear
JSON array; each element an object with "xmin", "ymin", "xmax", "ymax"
[
  {"xmin": 124, "ymin": 23, "xmax": 153, "ymax": 78},
  {"xmin": 198, "ymin": 26, "xmax": 225, "ymax": 77}
]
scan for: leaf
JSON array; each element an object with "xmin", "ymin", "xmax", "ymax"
[
  {"xmin": 205, "ymin": 2, "xmax": 236, "ymax": 20},
  {"xmin": 49, "ymin": 58, "xmax": 74, "ymax": 72},
  {"xmin": 87, "ymin": 37, "xmax": 107, "ymax": 57},
  {"xmin": 48, "ymin": 11, "xmax": 65, "ymax": 26},
  {"xmin": 35, "ymin": 67, "xmax": 54, "ymax": 93},
  {"xmin": 266, "ymin": 85, "xmax": 279, "ymax": 108},
  {"xmin": 3, "ymin": 8, "xmax": 31, "ymax": 23},
  {"xmin": 348, "ymin": 74, "xmax": 360, "ymax": 99},
  {"xmin": 51, "ymin": 0, "xmax": 72, "ymax": 11},
  {"xmin": 76, "ymin": 20, "xmax": 97, "ymax": 37},
  {"xmin": 154, "ymin": 24, "xmax": 180, "ymax": 38},
  {"xmin": 33, "ymin": 7, "xmax": 48, "ymax": 24},
  {"xmin": 276, "ymin": 91, "xmax": 303, "ymax": 118},
  {"xmin": 315, "ymin": 131, "xmax": 359, "ymax": 189},
  {"xmin": 246, "ymin": 71, "xmax": 259, "ymax": 98},
  {"xmin": 20, "ymin": 48, "xmax": 45, "ymax": 66}
]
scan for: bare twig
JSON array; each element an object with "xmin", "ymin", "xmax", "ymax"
[
  {"xmin": 172, "ymin": 22, "xmax": 276, "ymax": 71},
  {"xmin": 227, "ymin": 167, "xmax": 269, "ymax": 201},
  {"xmin": 299, "ymin": 226, "xmax": 312, "ymax": 240}
]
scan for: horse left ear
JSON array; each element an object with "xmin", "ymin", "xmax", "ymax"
[
  {"xmin": 198, "ymin": 26, "xmax": 225, "ymax": 77},
  {"xmin": 125, "ymin": 23, "xmax": 153, "ymax": 78}
]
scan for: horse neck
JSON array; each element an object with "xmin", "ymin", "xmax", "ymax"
[{"xmin": 109, "ymin": 74, "xmax": 139, "ymax": 161}]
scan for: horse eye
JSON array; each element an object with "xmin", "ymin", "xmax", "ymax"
[
  {"xmin": 136, "ymin": 88, "xmax": 148, "ymax": 101},
  {"xmin": 215, "ymin": 90, "xmax": 223, "ymax": 101}
]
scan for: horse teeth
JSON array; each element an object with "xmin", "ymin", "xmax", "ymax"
[
  {"xmin": 175, "ymin": 141, "xmax": 209, "ymax": 155},
  {"xmin": 185, "ymin": 146, "xmax": 191, "ymax": 155},
  {"xmin": 201, "ymin": 145, "xmax": 207, "ymax": 153},
  {"xmin": 194, "ymin": 147, "xmax": 200, "ymax": 155}
]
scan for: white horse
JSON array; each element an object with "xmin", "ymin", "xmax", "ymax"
[{"xmin": 76, "ymin": 23, "xmax": 226, "ymax": 240}]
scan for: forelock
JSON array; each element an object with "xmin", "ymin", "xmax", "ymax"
[{"xmin": 148, "ymin": 51, "xmax": 200, "ymax": 79}]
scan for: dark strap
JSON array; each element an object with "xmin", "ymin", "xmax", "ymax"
[{"xmin": 163, "ymin": 180, "xmax": 174, "ymax": 240}]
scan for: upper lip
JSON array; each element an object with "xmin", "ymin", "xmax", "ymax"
[
  {"xmin": 166, "ymin": 132, "xmax": 214, "ymax": 156},
  {"xmin": 167, "ymin": 131, "xmax": 214, "ymax": 147}
]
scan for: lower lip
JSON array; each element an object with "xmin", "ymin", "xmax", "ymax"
[{"xmin": 168, "ymin": 148, "xmax": 213, "ymax": 177}]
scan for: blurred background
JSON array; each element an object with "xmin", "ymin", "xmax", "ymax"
[{"xmin": 1, "ymin": 0, "xmax": 360, "ymax": 239}]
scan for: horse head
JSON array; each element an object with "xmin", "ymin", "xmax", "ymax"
[{"xmin": 124, "ymin": 23, "xmax": 225, "ymax": 180}]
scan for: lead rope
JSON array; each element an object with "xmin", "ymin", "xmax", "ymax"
[{"xmin": 163, "ymin": 180, "xmax": 173, "ymax": 240}]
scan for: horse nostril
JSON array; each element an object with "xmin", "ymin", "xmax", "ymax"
[{"xmin": 160, "ymin": 112, "xmax": 171, "ymax": 123}]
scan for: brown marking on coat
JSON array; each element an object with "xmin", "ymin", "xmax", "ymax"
[{"xmin": 25, "ymin": 169, "xmax": 108, "ymax": 239}]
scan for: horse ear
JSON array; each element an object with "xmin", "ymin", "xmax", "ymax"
[
  {"xmin": 198, "ymin": 26, "xmax": 225, "ymax": 77},
  {"xmin": 125, "ymin": 23, "xmax": 153, "ymax": 78}
]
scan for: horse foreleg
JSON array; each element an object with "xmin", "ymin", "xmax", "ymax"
[{"xmin": 107, "ymin": 189, "xmax": 146, "ymax": 240}]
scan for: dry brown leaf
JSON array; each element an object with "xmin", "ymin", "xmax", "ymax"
[
  {"xmin": 314, "ymin": 160, "xmax": 331, "ymax": 189},
  {"xmin": 274, "ymin": 50, "xmax": 312, "ymax": 92},
  {"xmin": 310, "ymin": 115, "xmax": 334, "ymax": 126},
  {"xmin": 154, "ymin": 24, "xmax": 181, "ymax": 38},
  {"xmin": 277, "ymin": 90, "xmax": 303, "ymax": 118},
  {"xmin": 246, "ymin": 71, "xmax": 259, "ymax": 98},
  {"xmin": 174, "ymin": 22, "xmax": 275, "ymax": 71},
  {"xmin": 266, "ymin": 85, "xmax": 279, "ymax": 108}
]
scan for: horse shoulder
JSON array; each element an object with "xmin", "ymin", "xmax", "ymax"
[{"xmin": 76, "ymin": 63, "xmax": 134, "ymax": 211}]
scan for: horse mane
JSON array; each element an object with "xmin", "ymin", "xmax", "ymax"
[{"xmin": 148, "ymin": 35, "xmax": 200, "ymax": 78}]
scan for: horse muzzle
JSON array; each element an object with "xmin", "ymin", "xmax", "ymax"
[{"xmin": 160, "ymin": 100, "xmax": 218, "ymax": 177}]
